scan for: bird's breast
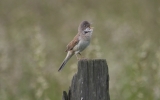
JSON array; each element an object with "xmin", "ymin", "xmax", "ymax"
[{"xmin": 73, "ymin": 39, "xmax": 90, "ymax": 53}]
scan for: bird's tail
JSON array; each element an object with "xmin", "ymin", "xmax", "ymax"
[{"xmin": 58, "ymin": 51, "xmax": 74, "ymax": 71}]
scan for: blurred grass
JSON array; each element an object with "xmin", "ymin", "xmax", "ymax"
[{"xmin": 0, "ymin": 0, "xmax": 160, "ymax": 100}]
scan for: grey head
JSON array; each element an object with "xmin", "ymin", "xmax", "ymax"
[{"xmin": 78, "ymin": 21, "xmax": 93, "ymax": 35}]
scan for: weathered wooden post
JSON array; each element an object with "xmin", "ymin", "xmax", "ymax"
[{"xmin": 62, "ymin": 59, "xmax": 110, "ymax": 100}]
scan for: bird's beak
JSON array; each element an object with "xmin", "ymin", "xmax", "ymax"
[{"xmin": 90, "ymin": 27, "xmax": 94, "ymax": 29}]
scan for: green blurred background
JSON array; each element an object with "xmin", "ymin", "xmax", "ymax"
[{"xmin": 0, "ymin": 0, "xmax": 160, "ymax": 100}]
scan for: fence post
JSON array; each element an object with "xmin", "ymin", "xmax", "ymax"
[{"xmin": 62, "ymin": 59, "xmax": 110, "ymax": 100}]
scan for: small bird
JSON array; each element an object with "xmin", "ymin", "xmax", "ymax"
[{"xmin": 58, "ymin": 21, "xmax": 93, "ymax": 71}]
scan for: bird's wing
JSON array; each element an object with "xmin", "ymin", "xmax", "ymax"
[{"xmin": 65, "ymin": 34, "xmax": 80, "ymax": 52}]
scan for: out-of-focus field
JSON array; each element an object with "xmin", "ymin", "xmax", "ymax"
[{"xmin": 0, "ymin": 0, "xmax": 160, "ymax": 100}]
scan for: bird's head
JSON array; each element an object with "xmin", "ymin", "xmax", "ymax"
[{"xmin": 78, "ymin": 21, "xmax": 93, "ymax": 35}]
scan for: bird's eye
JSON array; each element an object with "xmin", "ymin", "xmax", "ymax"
[{"xmin": 84, "ymin": 31, "xmax": 88, "ymax": 34}]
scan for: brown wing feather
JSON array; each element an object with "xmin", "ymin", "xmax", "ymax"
[{"xmin": 65, "ymin": 34, "xmax": 80, "ymax": 52}]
